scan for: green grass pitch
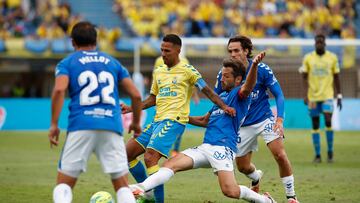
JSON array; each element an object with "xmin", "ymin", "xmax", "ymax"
[{"xmin": 0, "ymin": 130, "xmax": 360, "ymax": 203}]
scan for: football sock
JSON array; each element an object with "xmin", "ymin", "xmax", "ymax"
[
  {"xmin": 147, "ymin": 165, "xmax": 164, "ymax": 203},
  {"xmin": 173, "ymin": 135, "xmax": 182, "ymax": 152},
  {"xmin": 325, "ymin": 128, "xmax": 334, "ymax": 153},
  {"xmin": 53, "ymin": 183, "xmax": 72, "ymax": 203},
  {"xmin": 239, "ymin": 185, "xmax": 268, "ymax": 202},
  {"xmin": 116, "ymin": 187, "xmax": 136, "ymax": 203},
  {"xmin": 281, "ymin": 175, "xmax": 296, "ymax": 197},
  {"xmin": 246, "ymin": 168, "xmax": 261, "ymax": 182},
  {"xmin": 311, "ymin": 130, "xmax": 321, "ymax": 156},
  {"xmin": 142, "ymin": 167, "xmax": 174, "ymax": 191},
  {"xmin": 129, "ymin": 159, "xmax": 148, "ymax": 183}
]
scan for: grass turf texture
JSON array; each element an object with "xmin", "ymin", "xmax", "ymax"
[{"xmin": 0, "ymin": 130, "xmax": 359, "ymax": 203}]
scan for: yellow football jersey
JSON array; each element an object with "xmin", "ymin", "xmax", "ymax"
[
  {"xmin": 302, "ymin": 51, "xmax": 340, "ymax": 101},
  {"xmin": 150, "ymin": 61, "xmax": 202, "ymax": 124}
]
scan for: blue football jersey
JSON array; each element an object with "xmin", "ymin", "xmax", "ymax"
[
  {"xmin": 214, "ymin": 60, "xmax": 277, "ymax": 126},
  {"xmin": 203, "ymin": 86, "xmax": 251, "ymax": 152},
  {"xmin": 55, "ymin": 50, "xmax": 130, "ymax": 134}
]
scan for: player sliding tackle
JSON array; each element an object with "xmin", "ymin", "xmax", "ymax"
[{"xmin": 131, "ymin": 51, "xmax": 276, "ymax": 203}]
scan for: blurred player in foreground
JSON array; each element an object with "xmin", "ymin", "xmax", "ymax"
[
  {"xmin": 121, "ymin": 34, "xmax": 235, "ymax": 203},
  {"xmin": 48, "ymin": 21, "xmax": 142, "ymax": 203},
  {"xmin": 214, "ymin": 36, "xmax": 298, "ymax": 202},
  {"xmin": 301, "ymin": 34, "xmax": 342, "ymax": 163},
  {"xmin": 131, "ymin": 53, "xmax": 278, "ymax": 203}
]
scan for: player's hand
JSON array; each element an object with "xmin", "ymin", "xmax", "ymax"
[
  {"xmin": 128, "ymin": 123, "xmax": 142, "ymax": 138},
  {"xmin": 273, "ymin": 117, "xmax": 284, "ymax": 137},
  {"xmin": 224, "ymin": 106, "xmax": 236, "ymax": 117},
  {"xmin": 303, "ymin": 97, "xmax": 308, "ymax": 105},
  {"xmin": 337, "ymin": 98, "xmax": 342, "ymax": 111},
  {"xmin": 252, "ymin": 51, "xmax": 266, "ymax": 65},
  {"xmin": 48, "ymin": 125, "xmax": 60, "ymax": 148},
  {"xmin": 120, "ymin": 103, "xmax": 132, "ymax": 114}
]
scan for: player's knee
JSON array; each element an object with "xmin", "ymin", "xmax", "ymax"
[
  {"xmin": 143, "ymin": 151, "xmax": 161, "ymax": 166},
  {"xmin": 236, "ymin": 163, "xmax": 252, "ymax": 174},
  {"xmin": 325, "ymin": 120, "xmax": 332, "ymax": 128},
  {"xmin": 221, "ymin": 185, "xmax": 239, "ymax": 199},
  {"xmin": 273, "ymin": 150, "xmax": 288, "ymax": 164}
]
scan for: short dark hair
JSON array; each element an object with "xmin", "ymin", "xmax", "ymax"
[
  {"xmin": 71, "ymin": 21, "xmax": 97, "ymax": 47},
  {"xmin": 315, "ymin": 33, "xmax": 326, "ymax": 41},
  {"xmin": 227, "ymin": 35, "xmax": 253, "ymax": 58},
  {"xmin": 162, "ymin": 34, "xmax": 182, "ymax": 47},
  {"xmin": 222, "ymin": 58, "xmax": 246, "ymax": 79}
]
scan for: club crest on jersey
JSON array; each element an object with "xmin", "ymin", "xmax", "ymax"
[
  {"xmin": 172, "ymin": 77, "xmax": 177, "ymax": 84},
  {"xmin": 0, "ymin": 106, "xmax": 6, "ymax": 129},
  {"xmin": 157, "ymin": 80, "xmax": 161, "ymax": 84}
]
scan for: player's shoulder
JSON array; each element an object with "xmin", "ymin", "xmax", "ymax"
[
  {"xmin": 303, "ymin": 51, "xmax": 315, "ymax": 60},
  {"xmin": 325, "ymin": 50, "xmax": 338, "ymax": 59},
  {"xmin": 257, "ymin": 62, "xmax": 272, "ymax": 73}
]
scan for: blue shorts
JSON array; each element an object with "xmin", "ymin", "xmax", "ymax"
[
  {"xmin": 135, "ymin": 119, "xmax": 185, "ymax": 158},
  {"xmin": 308, "ymin": 99, "xmax": 334, "ymax": 117}
]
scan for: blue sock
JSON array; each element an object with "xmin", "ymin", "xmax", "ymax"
[
  {"xmin": 325, "ymin": 128, "xmax": 334, "ymax": 153},
  {"xmin": 148, "ymin": 165, "xmax": 164, "ymax": 203},
  {"xmin": 129, "ymin": 159, "xmax": 148, "ymax": 183},
  {"xmin": 312, "ymin": 131, "xmax": 321, "ymax": 156},
  {"xmin": 173, "ymin": 135, "xmax": 182, "ymax": 152}
]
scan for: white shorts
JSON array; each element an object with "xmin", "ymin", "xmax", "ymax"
[
  {"xmin": 58, "ymin": 130, "xmax": 128, "ymax": 175},
  {"xmin": 181, "ymin": 143, "xmax": 235, "ymax": 172},
  {"xmin": 236, "ymin": 118, "xmax": 282, "ymax": 157}
]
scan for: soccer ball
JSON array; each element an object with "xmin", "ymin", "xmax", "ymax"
[{"xmin": 89, "ymin": 191, "xmax": 114, "ymax": 203}]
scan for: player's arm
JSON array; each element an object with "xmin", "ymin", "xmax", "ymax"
[
  {"xmin": 269, "ymin": 82, "xmax": 285, "ymax": 135},
  {"xmin": 334, "ymin": 73, "xmax": 342, "ymax": 110},
  {"xmin": 121, "ymin": 78, "xmax": 143, "ymax": 137},
  {"xmin": 198, "ymin": 82, "xmax": 236, "ymax": 116},
  {"xmin": 239, "ymin": 51, "xmax": 265, "ymax": 98},
  {"xmin": 301, "ymin": 72, "xmax": 309, "ymax": 105},
  {"xmin": 49, "ymin": 75, "xmax": 68, "ymax": 147},
  {"xmin": 189, "ymin": 113, "xmax": 210, "ymax": 127},
  {"xmin": 121, "ymin": 94, "xmax": 156, "ymax": 114}
]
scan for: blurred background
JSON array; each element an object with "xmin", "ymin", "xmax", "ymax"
[{"xmin": 0, "ymin": 0, "xmax": 360, "ymax": 130}]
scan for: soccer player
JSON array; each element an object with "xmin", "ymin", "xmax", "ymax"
[
  {"xmin": 214, "ymin": 36, "xmax": 298, "ymax": 202},
  {"xmin": 301, "ymin": 34, "xmax": 342, "ymax": 163},
  {"xmin": 121, "ymin": 34, "xmax": 235, "ymax": 203},
  {"xmin": 153, "ymin": 55, "xmax": 200, "ymax": 157},
  {"xmin": 131, "ymin": 53, "xmax": 277, "ymax": 203},
  {"xmin": 48, "ymin": 21, "xmax": 142, "ymax": 203}
]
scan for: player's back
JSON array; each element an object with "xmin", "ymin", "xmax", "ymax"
[{"xmin": 55, "ymin": 50, "xmax": 130, "ymax": 134}]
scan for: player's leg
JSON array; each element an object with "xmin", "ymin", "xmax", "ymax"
[
  {"xmin": 323, "ymin": 99, "xmax": 335, "ymax": 163},
  {"xmin": 235, "ymin": 125, "xmax": 263, "ymax": 192},
  {"xmin": 96, "ymin": 131, "xmax": 136, "ymax": 203},
  {"xmin": 54, "ymin": 130, "xmax": 95, "ymax": 203},
  {"xmin": 127, "ymin": 123, "xmax": 152, "ymax": 184},
  {"xmin": 309, "ymin": 101, "xmax": 321, "ymax": 162},
  {"xmin": 267, "ymin": 138, "xmax": 297, "ymax": 201},
  {"xmin": 144, "ymin": 120, "xmax": 186, "ymax": 203},
  {"xmin": 217, "ymin": 171, "xmax": 274, "ymax": 202}
]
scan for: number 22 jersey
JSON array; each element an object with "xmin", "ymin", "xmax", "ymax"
[{"xmin": 55, "ymin": 50, "xmax": 129, "ymax": 134}]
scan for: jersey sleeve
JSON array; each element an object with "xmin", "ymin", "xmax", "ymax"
[
  {"xmin": 214, "ymin": 69, "xmax": 223, "ymax": 94},
  {"xmin": 55, "ymin": 58, "xmax": 69, "ymax": 77},
  {"xmin": 260, "ymin": 63, "xmax": 278, "ymax": 87},
  {"xmin": 116, "ymin": 60, "xmax": 130, "ymax": 81},
  {"xmin": 150, "ymin": 70, "xmax": 158, "ymax": 95},
  {"xmin": 301, "ymin": 54, "xmax": 310, "ymax": 73},
  {"xmin": 186, "ymin": 65, "xmax": 202, "ymax": 85},
  {"xmin": 332, "ymin": 54, "xmax": 340, "ymax": 74}
]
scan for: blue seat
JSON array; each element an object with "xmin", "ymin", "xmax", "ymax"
[
  {"xmin": 51, "ymin": 38, "xmax": 67, "ymax": 54},
  {"xmin": 24, "ymin": 39, "xmax": 49, "ymax": 53}
]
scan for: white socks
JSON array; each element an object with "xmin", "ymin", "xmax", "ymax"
[
  {"xmin": 117, "ymin": 187, "xmax": 136, "ymax": 203},
  {"xmin": 282, "ymin": 175, "xmax": 296, "ymax": 197},
  {"xmin": 53, "ymin": 183, "xmax": 72, "ymax": 203},
  {"xmin": 239, "ymin": 185, "xmax": 269, "ymax": 203},
  {"xmin": 246, "ymin": 169, "xmax": 262, "ymax": 182},
  {"xmin": 142, "ymin": 167, "xmax": 174, "ymax": 191}
]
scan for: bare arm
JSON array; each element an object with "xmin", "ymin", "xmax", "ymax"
[
  {"xmin": 121, "ymin": 78, "xmax": 143, "ymax": 136},
  {"xmin": 49, "ymin": 75, "xmax": 68, "ymax": 147},
  {"xmin": 239, "ymin": 51, "xmax": 265, "ymax": 97},
  {"xmin": 201, "ymin": 86, "xmax": 236, "ymax": 116},
  {"xmin": 121, "ymin": 94, "xmax": 156, "ymax": 114},
  {"xmin": 189, "ymin": 113, "xmax": 210, "ymax": 127},
  {"xmin": 302, "ymin": 73, "xmax": 309, "ymax": 104}
]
